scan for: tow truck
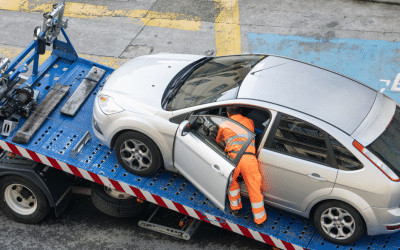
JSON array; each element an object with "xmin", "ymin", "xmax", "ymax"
[{"xmin": 0, "ymin": 2, "xmax": 398, "ymax": 249}]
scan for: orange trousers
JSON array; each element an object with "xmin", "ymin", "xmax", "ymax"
[{"xmin": 228, "ymin": 155, "xmax": 267, "ymax": 224}]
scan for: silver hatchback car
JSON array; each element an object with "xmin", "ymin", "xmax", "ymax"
[{"xmin": 92, "ymin": 54, "xmax": 400, "ymax": 245}]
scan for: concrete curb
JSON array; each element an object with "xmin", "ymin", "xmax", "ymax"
[{"xmin": 359, "ymin": 0, "xmax": 400, "ymax": 4}]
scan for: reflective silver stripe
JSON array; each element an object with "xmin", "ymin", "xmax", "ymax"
[
  {"xmin": 226, "ymin": 135, "xmax": 247, "ymax": 144},
  {"xmin": 229, "ymin": 140, "xmax": 246, "ymax": 146},
  {"xmin": 230, "ymin": 197, "xmax": 241, "ymax": 207},
  {"xmin": 251, "ymin": 201, "xmax": 265, "ymax": 209},
  {"xmin": 253, "ymin": 210, "xmax": 266, "ymax": 220},
  {"xmin": 229, "ymin": 141, "xmax": 255, "ymax": 146},
  {"xmin": 229, "ymin": 188, "xmax": 240, "ymax": 197}
]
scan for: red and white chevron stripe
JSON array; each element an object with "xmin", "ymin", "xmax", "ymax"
[{"xmin": 0, "ymin": 140, "xmax": 305, "ymax": 250}]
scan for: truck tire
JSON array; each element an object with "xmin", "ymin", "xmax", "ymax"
[
  {"xmin": 0, "ymin": 176, "xmax": 50, "ymax": 224},
  {"xmin": 115, "ymin": 131, "xmax": 161, "ymax": 177},
  {"xmin": 91, "ymin": 183, "xmax": 147, "ymax": 218}
]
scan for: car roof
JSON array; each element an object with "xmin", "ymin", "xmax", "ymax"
[{"xmin": 237, "ymin": 55, "xmax": 377, "ymax": 135}]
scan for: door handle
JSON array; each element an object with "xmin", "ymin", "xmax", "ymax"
[
  {"xmin": 211, "ymin": 164, "xmax": 224, "ymax": 176},
  {"xmin": 307, "ymin": 173, "xmax": 326, "ymax": 182}
]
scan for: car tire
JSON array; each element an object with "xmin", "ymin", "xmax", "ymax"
[
  {"xmin": 91, "ymin": 183, "xmax": 148, "ymax": 218},
  {"xmin": 314, "ymin": 201, "xmax": 365, "ymax": 245},
  {"xmin": 0, "ymin": 176, "xmax": 50, "ymax": 224},
  {"xmin": 115, "ymin": 131, "xmax": 161, "ymax": 177}
]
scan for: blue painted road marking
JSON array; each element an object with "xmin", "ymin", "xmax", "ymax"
[{"xmin": 248, "ymin": 33, "xmax": 400, "ymax": 104}]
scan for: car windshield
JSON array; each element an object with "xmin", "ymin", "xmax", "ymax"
[
  {"xmin": 367, "ymin": 106, "xmax": 400, "ymax": 176},
  {"xmin": 164, "ymin": 55, "xmax": 267, "ymax": 111}
]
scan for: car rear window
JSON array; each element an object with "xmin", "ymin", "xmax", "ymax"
[
  {"xmin": 367, "ymin": 105, "xmax": 400, "ymax": 176},
  {"xmin": 329, "ymin": 136, "xmax": 363, "ymax": 171}
]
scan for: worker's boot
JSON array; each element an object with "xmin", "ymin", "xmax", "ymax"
[
  {"xmin": 256, "ymin": 219, "xmax": 266, "ymax": 228},
  {"xmin": 231, "ymin": 209, "xmax": 241, "ymax": 217}
]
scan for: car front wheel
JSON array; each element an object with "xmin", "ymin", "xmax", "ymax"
[
  {"xmin": 314, "ymin": 201, "xmax": 365, "ymax": 245},
  {"xmin": 115, "ymin": 131, "xmax": 161, "ymax": 176}
]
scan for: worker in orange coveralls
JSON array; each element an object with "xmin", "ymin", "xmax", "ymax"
[{"xmin": 216, "ymin": 107, "xmax": 267, "ymax": 228}]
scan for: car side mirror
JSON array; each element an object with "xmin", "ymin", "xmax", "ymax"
[{"xmin": 178, "ymin": 120, "xmax": 191, "ymax": 136}]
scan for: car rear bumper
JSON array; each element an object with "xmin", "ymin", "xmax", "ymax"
[{"xmin": 365, "ymin": 206, "xmax": 400, "ymax": 235}]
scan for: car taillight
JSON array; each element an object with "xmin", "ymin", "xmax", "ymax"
[
  {"xmin": 387, "ymin": 224, "xmax": 400, "ymax": 231},
  {"xmin": 353, "ymin": 140, "xmax": 400, "ymax": 181}
]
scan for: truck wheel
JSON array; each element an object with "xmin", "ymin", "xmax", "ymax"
[
  {"xmin": 314, "ymin": 201, "xmax": 364, "ymax": 245},
  {"xmin": 0, "ymin": 176, "xmax": 50, "ymax": 224},
  {"xmin": 115, "ymin": 131, "xmax": 161, "ymax": 176},
  {"xmin": 91, "ymin": 183, "xmax": 148, "ymax": 218}
]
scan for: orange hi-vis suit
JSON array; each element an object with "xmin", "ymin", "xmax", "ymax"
[{"xmin": 216, "ymin": 114, "xmax": 267, "ymax": 224}]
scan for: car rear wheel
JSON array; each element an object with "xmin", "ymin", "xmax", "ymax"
[
  {"xmin": 0, "ymin": 176, "xmax": 50, "ymax": 224},
  {"xmin": 314, "ymin": 201, "xmax": 365, "ymax": 245},
  {"xmin": 115, "ymin": 131, "xmax": 161, "ymax": 176}
]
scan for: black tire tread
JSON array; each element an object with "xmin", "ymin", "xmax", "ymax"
[{"xmin": 91, "ymin": 183, "xmax": 147, "ymax": 218}]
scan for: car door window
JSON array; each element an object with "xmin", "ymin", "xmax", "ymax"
[
  {"xmin": 192, "ymin": 106, "xmax": 272, "ymax": 149},
  {"xmin": 191, "ymin": 115, "xmax": 254, "ymax": 164},
  {"xmin": 329, "ymin": 136, "xmax": 363, "ymax": 171},
  {"xmin": 266, "ymin": 115, "xmax": 329, "ymax": 165}
]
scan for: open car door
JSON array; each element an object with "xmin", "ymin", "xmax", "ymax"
[{"xmin": 173, "ymin": 114, "xmax": 255, "ymax": 210}]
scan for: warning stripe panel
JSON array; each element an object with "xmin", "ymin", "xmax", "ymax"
[
  {"xmin": 0, "ymin": 140, "xmax": 11, "ymax": 151},
  {"xmin": 216, "ymin": 217, "xmax": 232, "ymax": 231},
  {"xmin": 130, "ymin": 186, "xmax": 146, "ymax": 200},
  {"xmin": 152, "ymin": 194, "xmax": 168, "ymax": 208},
  {"xmin": 6, "ymin": 142, "xmax": 21, "ymax": 156},
  {"xmin": 68, "ymin": 164, "xmax": 84, "ymax": 178},
  {"xmin": 15, "ymin": 145, "xmax": 31, "ymax": 159},
  {"xmin": 109, "ymin": 179, "xmax": 124, "ymax": 192},
  {"xmin": 237, "ymin": 224, "xmax": 254, "ymax": 239},
  {"xmin": 46, "ymin": 157, "xmax": 63, "ymax": 171},
  {"xmin": 26, "ymin": 149, "xmax": 42, "ymax": 163},
  {"xmin": 282, "ymin": 241, "xmax": 302, "ymax": 250},
  {"xmin": 77, "ymin": 168, "xmax": 94, "ymax": 182},
  {"xmin": 260, "ymin": 233, "xmax": 277, "ymax": 247},
  {"xmin": 173, "ymin": 202, "xmax": 189, "ymax": 216},
  {"xmin": 88, "ymin": 171, "xmax": 103, "ymax": 185}
]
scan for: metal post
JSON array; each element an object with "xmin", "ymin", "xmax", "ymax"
[{"xmin": 32, "ymin": 41, "xmax": 39, "ymax": 78}]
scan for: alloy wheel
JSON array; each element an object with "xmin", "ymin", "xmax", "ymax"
[
  {"xmin": 119, "ymin": 139, "xmax": 152, "ymax": 171},
  {"xmin": 320, "ymin": 207, "xmax": 355, "ymax": 240}
]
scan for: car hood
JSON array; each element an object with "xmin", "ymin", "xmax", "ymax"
[{"xmin": 101, "ymin": 54, "xmax": 204, "ymax": 116}]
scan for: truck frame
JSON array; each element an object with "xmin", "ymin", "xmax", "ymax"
[{"xmin": 0, "ymin": 2, "xmax": 398, "ymax": 249}]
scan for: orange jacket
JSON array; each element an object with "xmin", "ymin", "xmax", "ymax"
[{"xmin": 216, "ymin": 114, "xmax": 256, "ymax": 157}]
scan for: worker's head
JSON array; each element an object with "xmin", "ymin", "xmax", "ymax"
[{"xmin": 227, "ymin": 107, "xmax": 241, "ymax": 118}]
